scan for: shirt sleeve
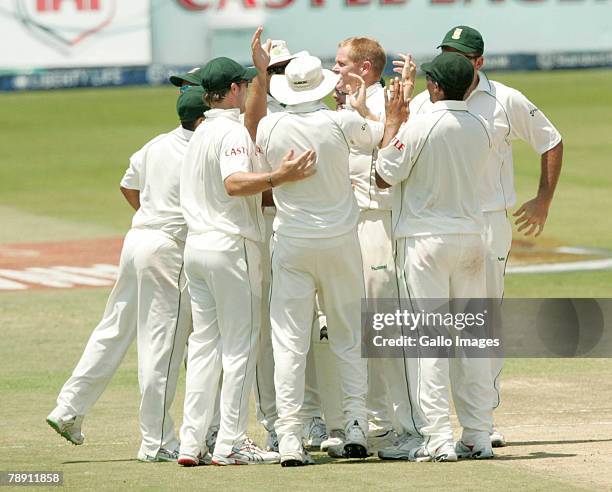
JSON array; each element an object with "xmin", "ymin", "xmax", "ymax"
[
  {"xmin": 375, "ymin": 121, "xmax": 421, "ymax": 186},
  {"xmin": 255, "ymin": 117, "xmax": 272, "ymax": 173},
  {"xmin": 120, "ymin": 146, "xmax": 145, "ymax": 190},
  {"xmin": 339, "ymin": 110, "xmax": 384, "ymax": 153},
  {"xmin": 507, "ymin": 89, "xmax": 562, "ymax": 154},
  {"xmin": 219, "ymin": 127, "xmax": 254, "ymax": 180}
]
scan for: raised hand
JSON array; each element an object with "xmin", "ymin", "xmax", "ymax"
[
  {"xmin": 251, "ymin": 26, "xmax": 271, "ymax": 73},
  {"xmin": 275, "ymin": 149, "xmax": 317, "ymax": 184},
  {"xmin": 346, "ymin": 73, "xmax": 368, "ymax": 117},
  {"xmin": 392, "ymin": 53, "xmax": 417, "ymax": 101}
]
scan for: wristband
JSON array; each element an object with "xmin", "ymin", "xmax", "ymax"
[{"xmin": 267, "ymin": 174, "xmax": 275, "ymax": 188}]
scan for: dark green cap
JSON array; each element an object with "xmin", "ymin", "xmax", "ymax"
[
  {"xmin": 438, "ymin": 25, "xmax": 484, "ymax": 55},
  {"xmin": 200, "ymin": 57, "xmax": 257, "ymax": 92},
  {"xmin": 421, "ymin": 52, "xmax": 474, "ymax": 96},
  {"xmin": 176, "ymin": 86, "xmax": 209, "ymax": 122},
  {"xmin": 170, "ymin": 66, "xmax": 204, "ymax": 87}
]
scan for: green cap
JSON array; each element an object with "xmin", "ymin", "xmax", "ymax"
[
  {"xmin": 200, "ymin": 57, "xmax": 257, "ymax": 92},
  {"xmin": 176, "ymin": 86, "xmax": 209, "ymax": 122},
  {"xmin": 421, "ymin": 52, "xmax": 474, "ymax": 96},
  {"xmin": 438, "ymin": 25, "xmax": 484, "ymax": 55},
  {"xmin": 170, "ymin": 66, "xmax": 204, "ymax": 87}
]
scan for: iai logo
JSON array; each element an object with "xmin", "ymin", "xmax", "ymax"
[{"xmin": 14, "ymin": 0, "xmax": 117, "ymax": 54}]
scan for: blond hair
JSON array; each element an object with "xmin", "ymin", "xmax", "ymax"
[{"xmin": 339, "ymin": 37, "xmax": 386, "ymax": 79}]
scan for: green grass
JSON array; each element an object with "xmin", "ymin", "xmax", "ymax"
[{"xmin": 0, "ymin": 288, "xmax": 600, "ymax": 491}]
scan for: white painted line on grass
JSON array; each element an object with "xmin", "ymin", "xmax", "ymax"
[{"xmin": 507, "ymin": 258, "xmax": 612, "ymax": 275}]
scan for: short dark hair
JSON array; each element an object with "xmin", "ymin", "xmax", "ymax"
[
  {"xmin": 426, "ymin": 74, "xmax": 467, "ymax": 101},
  {"xmin": 181, "ymin": 120, "xmax": 198, "ymax": 131}
]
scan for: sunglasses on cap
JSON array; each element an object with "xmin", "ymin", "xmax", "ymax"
[{"xmin": 179, "ymin": 83, "xmax": 198, "ymax": 93}]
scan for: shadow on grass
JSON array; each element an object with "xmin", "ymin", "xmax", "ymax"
[
  {"xmin": 62, "ymin": 459, "xmax": 139, "ymax": 464},
  {"xmin": 495, "ymin": 452, "xmax": 576, "ymax": 461},
  {"xmin": 506, "ymin": 438, "xmax": 612, "ymax": 446}
]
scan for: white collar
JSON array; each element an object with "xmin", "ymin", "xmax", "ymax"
[
  {"xmin": 366, "ymin": 81, "xmax": 383, "ymax": 98},
  {"xmin": 285, "ymin": 100, "xmax": 328, "ymax": 114},
  {"xmin": 431, "ymin": 100, "xmax": 469, "ymax": 112},
  {"xmin": 204, "ymin": 107, "xmax": 241, "ymax": 121},
  {"xmin": 175, "ymin": 125, "xmax": 194, "ymax": 141},
  {"xmin": 469, "ymin": 71, "xmax": 492, "ymax": 98}
]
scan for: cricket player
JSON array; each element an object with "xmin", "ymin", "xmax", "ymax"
[
  {"xmin": 376, "ymin": 53, "xmax": 494, "ymax": 462},
  {"xmin": 46, "ymin": 86, "xmax": 208, "ymax": 462},
  {"xmin": 320, "ymin": 36, "xmax": 403, "ymax": 455},
  {"xmin": 178, "ymin": 34, "xmax": 317, "ymax": 466},
  {"xmin": 257, "ymin": 55, "xmax": 384, "ymax": 466},
  {"xmin": 248, "ymin": 40, "xmax": 328, "ymax": 453},
  {"xmin": 407, "ymin": 26, "xmax": 564, "ymax": 446}
]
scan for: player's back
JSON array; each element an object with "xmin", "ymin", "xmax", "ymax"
[
  {"xmin": 129, "ymin": 127, "xmax": 191, "ymax": 241},
  {"xmin": 258, "ymin": 103, "xmax": 380, "ymax": 239}
]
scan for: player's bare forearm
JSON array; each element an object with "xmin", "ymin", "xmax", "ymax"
[
  {"xmin": 225, "ymin": 149, "xmax": 317, "ymax": 196},
  {"xmin": 120, "ymin": 186, "xmax": 140, "ymax": 211},
  {"xmin": 244, "ymin": 26, "xmax": 270, "ymax": 142},
  {"xmin": 513, "ymin": 140, "xmax": 563, "ymax": 237},
  {"xmin": 536, "ymin": 140, "xmax": 563, "ymax": 204}
]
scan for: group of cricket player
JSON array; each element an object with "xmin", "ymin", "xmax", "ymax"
[{"xmin": 46, "ymin": 24, "xmax": 563, "ymax": 467}]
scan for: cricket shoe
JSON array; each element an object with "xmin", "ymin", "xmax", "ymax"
[
  {"xmin": 281, "ymin": 449, "xmax": 315, "ymax": 467},
  {"xmin": 490, "ymin": 428, "xmax": 507, "ymax": 448},
  {"xmin": 367, "ymin": 429, "xmax": 399, "ymax": 455},
  {"xmin": 342, "ymin": 420, "xmax": 369, "ymax": 459},
  {"xmin": 206, "ymin": 425, "xmax": 219, "ymax": 452},
  {"xmin": 138, "ymin": 448, "xmax": 179, "ymax": 463},
  {"xmin": 303, "ymin": 417, "xmax": 327, "ymax": 451},
  {"xmin": 178, "ymin": 452, "xmax": 212, "ymax": 467},
  {"xmin": 212, "ymin": 438, "xmax": 280, "ymax": 465},
  {"xmin": 322, "ymin": 430, "xmax": 345, "ymax": 457},
  {"xmin": 378, "ymin": 433, "xmax": 423, "ymax": 460},
  {"xmin": 408, "ymin": 442, "xmax": 458, "ymax": 463},
  {"xmin": 46, "ymin": 408, "xmax": 85, "ymax": 445},
  {"xmin": 266, "ymin": 429, "xmax": 279, "ymax": 452},
  {"xmin": 455, "ymin": 441, "xmax": 494, "ymax": 460}
]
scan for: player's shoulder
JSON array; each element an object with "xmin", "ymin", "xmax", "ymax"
[
  {"xmin": 409, "ymin": 90, "xmax": 432, "ymax": 115},
  {"xmin": 487, "ymin": 78, "xmax": 525, "ymax": 103}
]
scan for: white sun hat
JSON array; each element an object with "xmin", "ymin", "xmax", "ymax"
[
  {"xmin": 268, "ymin": 40, "xmax": 309, "ymax": 68},
  {"xmin": 270, "ymin": 55, "xmax": 340, "ymax": 106}
]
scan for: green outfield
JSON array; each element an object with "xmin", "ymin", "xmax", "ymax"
[{"xmin": 1, "ymin": 69, "xmax": 612, "ymax": 490}]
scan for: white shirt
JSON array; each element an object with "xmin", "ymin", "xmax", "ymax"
[
  {"xmin": 121, "ymin": 126, "xmax": 191, "ymax": 241},
  {"xmin": 257, "ymin": 101, "xmax": 384, "ymax": 239},
  {"xmin": 410, "ymin": 72, "xmax": 562, "ymax": 212},
  {"xmin": 345, "ymin": 82, "xmax": 394, "ymax": 210},
  {"xmin": 180, "ymin": 108, "xmax": 264, "ymax": 243},
  {"xmin": 376, "ymin": 100, "xmax": 492, "ymax": 238}
]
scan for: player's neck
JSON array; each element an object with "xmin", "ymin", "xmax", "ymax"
[{"xmin": 465, "ymin": 73, "xmax": 480, "ymax": 99}]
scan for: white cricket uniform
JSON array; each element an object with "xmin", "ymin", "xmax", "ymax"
[
  {"xmin": 376, "ymin": 100, "xmax": 494, "ymax": 452},
  {"xmin": 313, "ymin": 82, "xmax": 398, "ymax": 436},
  {"xmin": 411, "ymin": 73, "xmax": 562, "ymax": 407},
  {"xmin": 55, "ymin": 127, "xmax": 194, "ymax": 457},
  {"xmin": 257, "ymin": 101, "xmax": 383, "ymax": 456},
  {"xmin": 179, "ymin": 108, "xmax": 265, "ymax": 459},
  {"xmin": 253, "ymin": 96, "xmax": 323, "ymax": 435}
]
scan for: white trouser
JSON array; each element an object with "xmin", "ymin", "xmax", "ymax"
[
  {"xmin": 271, "ymin": 230, "xmax": 368, "ymax": 455},
  {"xmin": 56, "ymin": 228, "xmax": 192, "ymax": 456},
  {"xmin": 397, "ymin": 234, "xmax": 493, "ymax": 453},
  {"xmin": 254, "ymin": 210, "xmax": 321, "ymax": 433},
  {"xmin": 180, "ymin": 234, "xmax": 262, "ymax": 458},
  {"xmin": 483, "ymin": 210, "xmax": 512, "ymax": 409}
]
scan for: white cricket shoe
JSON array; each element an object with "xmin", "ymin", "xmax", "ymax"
[
  {"xmin": 378, "ymin": 432, "xmax": 423, "ymax": 460},
  {"xmin": 408, "ymin": 442, "xmax": 458, "ymax": 463},
  {"xmin": 138, "ymin": 448, "xmax": 179, "ymax": 463},
  {"xmin": 490, "ymin": 428, "xmax": 506, "ymax": 447},
  {"xmin": 212, "ymin": 438, "xmax": 280, "ymax": 465},
  {"xmin": 178, "ymin": 452, "xmax": 212, "ymax": 467},
  {"xmin": 205, "ymin": 425, "xmax": 219, "ymax": 452},
  {"xmin": 46, "ymin": 408, "xmax": 85, "ymax": 445},
  {"xmin": 320, "ymin": 429, "xmax": 344, "ymax": 452},
  {"xmin": 367, "ymin": 429, "xmax": 399, "ymax": 455},
  {"xmin": 303, "ymin": 417, "xmax": 327, "ymax": 450},
  {"xmin": 281, "ymin": 449, "xmax": 315, "ymax": 467},
  {"xmin": 342, "ymin": 420, "xmax": 368, "ymax": 459},
  {"xmin": 455, "ymin": 440, "xmax": 495, "ymax": 460},
  {"xmin": 266, "ymin": 429, "xmax": 279, "ymax": 452}
]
